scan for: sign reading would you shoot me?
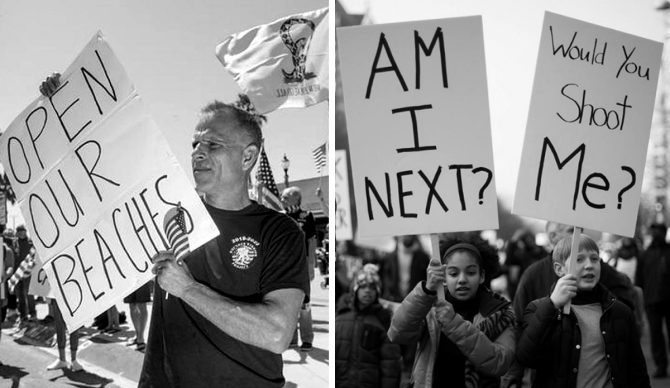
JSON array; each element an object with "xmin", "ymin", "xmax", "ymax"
[
  {"xmin": 337, "ymin": 16, "xmax": 498, "ymax": 237},
  {"xmin": 514, "ymin": 12, "xmax": 663, "ymax": 237},
  {"xmin": 0, "ymin": 32, "xmax": 219, "ymax": 331}
]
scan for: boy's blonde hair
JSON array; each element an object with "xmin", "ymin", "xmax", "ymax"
[{"xmin": 552, "ymin": 234, "xmax": 599, "ymax": 264}]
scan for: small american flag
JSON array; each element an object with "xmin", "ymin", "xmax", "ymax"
[
  {"xmin": 163, "ymin": 204, "xmax": 190, "ymax": 260},
  {"xmin": 312, "ymin": 142, "xmax": 327, "ymax": 174},
  {"xmin": 256, "ymin": 147, "xmax": 283, "ymax": 211},
  {"xmin": 8, "ymin": 252, "xmax": 36, "ymax": 293}
]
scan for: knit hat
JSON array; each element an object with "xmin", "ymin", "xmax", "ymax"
[{"xmin": 353, "ymin": 263, "xmax": 381, "ymax": 294}]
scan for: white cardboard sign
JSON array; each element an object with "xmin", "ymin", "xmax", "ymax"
[
  {"xmin": 337, "ymin": 17, "xmax": 498, "ymax": 237},
  {"xmin": 513, "ymin": 12, "xmax": 663, "ymax": 237},
  {"xmin": 0, "ymin": 32, "xmax": 219, "ymax": 331}
]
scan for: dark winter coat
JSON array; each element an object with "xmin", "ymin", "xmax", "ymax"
[
  {"xmin": 636, "ymin": 241, "xmax": 670, "ymax": 306},
  {"xmin": 335, "ymin": 295, "xmax": 401, "ymax": 388},
  {"xmin": 388, "ymin": 283, "xmax": 515, "ymax": 388},
  {"xmin": 517, "ymin": 284, "xmax": 650, "ymax": 388}
]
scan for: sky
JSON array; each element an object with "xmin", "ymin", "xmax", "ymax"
[
  {"xmin": 339, "ymin": 0, "xmax": 666, "ymax": 206},
  {"xmin": 0, "ymin": 0, "xmax": 328, "ymax": 228}
]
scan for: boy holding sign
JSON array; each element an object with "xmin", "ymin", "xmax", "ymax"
[
  {"xmin": 388, "ymin": 238, "xmax": 515, "ymax": 388},
  {"xmin": 517, "ymin": 234, "xmax": 649, "ymax": 388}
]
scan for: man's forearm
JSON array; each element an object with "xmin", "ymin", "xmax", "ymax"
[{"xmin": 180, "ymin": 281, "xmax": 303, "ymax": 354}]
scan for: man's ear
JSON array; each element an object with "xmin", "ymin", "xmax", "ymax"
[
  {"xmin": 242, "ymin": 144, "xmax": 260, "ymax": 171},
  {"xmin": 553, "ymin": 261, "xmax": 566, "ymax": 277}
]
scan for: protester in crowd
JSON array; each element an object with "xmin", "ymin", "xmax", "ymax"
[
  {"xmin": 281, "ymin": 186, "xmax": 315, "ymax": 351},
  {"xmin": 2, "ymin": 228, "xmax": 18, "ymax": 322},
  {"xmin": 388, "ymin": 237, "xmax": 516, "ymax": 388},
  {"xmin": 0, "ymin": 226, "xmax": 15, "ymax": 360},
  {"xmin": 46, "ymin": 299, "xmax": 83, "ymax": 372},
  {"xmin": 124, "ymin": 282, "xmax": 151, "ymax": 351},
  {"xmin": 517, "ymin": 234, "xmax": 650, "ymax": 388},
  {"xmin": 612, "ymin": 237, "xmax": 639, "ymax": 283},
  {"xmin": 335, "ymin": 264, "xmax": 401, "ymax": 388},
  {"xmin": 636, "ymin": 222, "xmax": 670, "ymax": 378},
  {"xmin": 143, "ymin": 102, "xmax": 307, "ymax": 385},
  {"xmin": 40, "ymin": 75, "xmax": 308, "ymax": 386},
  {"xmin": 104, "ymin": 305, "xmax": 121, "ymax": 333},
  {"xmin": 612, "ymin": 237, "xmax": 645, "ymax": 336},
  {"xmin": 504, "ymin": 221, "xmax": 637, "ymax": 387},
  {"xmin": 504, "ymin": 229, "xmax": 543, "ymax": 300},
  {"xmin": 12, "ymin": 225, "xmax": 36, "ymax": 325},
  {"xmin": 380, "ymin": 235, "xmax": 430, "ymax": 303}
]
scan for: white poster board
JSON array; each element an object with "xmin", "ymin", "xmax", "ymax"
[
  {"xmin": 337, "ymin": 17, "xmax": 498, "ymax": 237},
  {"xmin": 335, "ymin": 150, "xmax": 353, "ymax": 241},
  {"xmin": 0, "ymin": 32, "xmax": 219, "ymax": 331},
  {"xmin": 513, "ymin": 12, "xmax": 663, "ymax": 237}
]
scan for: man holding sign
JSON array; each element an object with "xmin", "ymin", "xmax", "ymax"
[
  {"xmin": 36, "ymin": 73, "xmax": 309, "ymax": 385},
  {"xmin": 140, "ymin": 101, "xmax": 308, "ymax": 387}
]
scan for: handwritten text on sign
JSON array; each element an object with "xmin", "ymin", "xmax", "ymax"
[
  {"xmin": 0, "ymin": 32, "xmax": 219, "ymax": 331},
  {"xmin": 337, "ymin": 17, "xmax": 498, "ymax": 237},
  {"xmin": 513, "ymin": 12, "xmax": 663, "ymax": 237}
]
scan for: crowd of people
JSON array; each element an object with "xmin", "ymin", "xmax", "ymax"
[{"xmin": 335, "ymin": 221, "xmax": 670, "ymax": 388}]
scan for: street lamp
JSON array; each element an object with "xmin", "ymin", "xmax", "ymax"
[{"xmin": 281, "ymin": 154, "xmax": 290, "ymax": 187}]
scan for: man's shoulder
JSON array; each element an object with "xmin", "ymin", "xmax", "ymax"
[{"xmin": 521, "ymin": 255, "xmax": 552, "ymax": 278}]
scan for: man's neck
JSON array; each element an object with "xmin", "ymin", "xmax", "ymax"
[{"xmin": 204, "ymin": 191, "xmax": 252, "ymax": 211}]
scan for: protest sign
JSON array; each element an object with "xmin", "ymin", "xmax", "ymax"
[
  {"xmin": 335, "ymin": 150, "xmax": 353, "ymax": 241},
  {"xmin": 513, "ymin": 12, "xmax": 663, "ymax": 237},
  {"xmin": 337, "ymin": 17, "xmax": 498, "ymax": 237},
  {"xmin": 0, "ymin": 32, "xmax": 219, "ymax": 331}
]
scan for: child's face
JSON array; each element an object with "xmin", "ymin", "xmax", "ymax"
[
  {"xmin": 444, "ymin": 251, "xmax": 484, "ymax": 301},
  {"xmin": 556, "ymin": 249, "xmax": 601, "ymax": 290},
  {"xmin": 356, "ymin": 284, "xmax": 377, "ymax": 308}
]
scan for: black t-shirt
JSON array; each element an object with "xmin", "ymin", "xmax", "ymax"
[
  {"xmin": 139, "ymin": 202, "xmax": 308, "ymax": 388},
  {"xmin": 287, "ymin": 209, "xmax": 316, "ymax": 250}
]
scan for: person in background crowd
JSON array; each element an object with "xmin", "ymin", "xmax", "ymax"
[
  {"xmin": 388, "ymin": 237, "xmax": 516, "ymax": 388},
  {"xmin": 124, "ymin": 281, "xmax": 152, "ymax": 351},
  {"xmin": 281, "ymin": 186, "xmax": 316, "ymax": 352},
  {"xmin": 335, "ymin": 264, "xmax": 401, "ymax": 388},
  {"xmin": 504, "ymin": 221, "xmax": 636, "ymax": 387},
  {"xmin": 46, "ymin": 298, "xmax": 83, "ymax": 372},
  {"xmin": 504, "ymin": 230, "xmax": 543, "ymax": 300},
  {"xmin": 636, "ymin": 222, "xmax": 670, "ymax": 378},
  {"xmin": 12, "ymin": 225, "xmax": 35, "ymax": 325},
  {"xmin": 0, "ymin": 225, "xmax": 15, "ymax": 363},
  {"xmin": 612, "ymin": 237, "xmax": 645, "ymax": 337},
  {"xmin": 380, "ymin": 235, "xmax": 430, "ymax": 303},
  {"xmin": 612, "ymin": 237, "xmax": 639, "ymax": 283},
  {"xmin": 517, "ymin": 234, "xmax": 649, "ymax": 388}
]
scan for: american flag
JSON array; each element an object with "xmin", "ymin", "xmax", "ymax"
[
  {"xmin": 163, "ymin": 204, "xmax": 190, "ymax": 260},
  {"xmin": 8, "ymin": 251, "xmax": 36, "ymax": 293},
  {"xmin": 256, "ymin": 147, "xmax": 283, "ymax": 211},
  {"xmin": 312, "ymin": 142, "xmax": 327, "ymax": 175}
]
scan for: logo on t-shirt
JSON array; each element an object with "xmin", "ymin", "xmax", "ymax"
[{"xmin": 230, "ymin": 236, "xmax": 260, "ymax": 270}]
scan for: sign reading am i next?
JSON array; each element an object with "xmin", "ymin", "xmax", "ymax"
[
  {"xmin": 514, "ymin": 12, "xmax": 663, "ymax": 237},
  {"xmin": 337, "ymin": 16, "xmax": 498, "ymax": 237}
]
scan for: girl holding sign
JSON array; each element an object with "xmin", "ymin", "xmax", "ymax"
[
  {"xmin": 516, "ymin": 234, "xmax": 649, "ymax": 388},
  {"xmin": 388, "ymin": 237, "xmax": 516, "ymax": 388}
]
